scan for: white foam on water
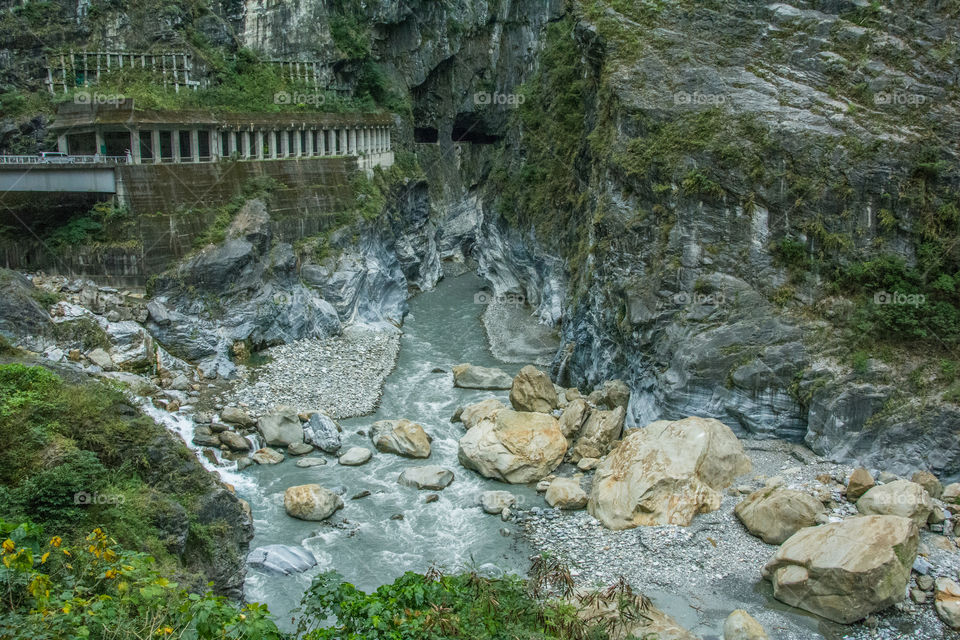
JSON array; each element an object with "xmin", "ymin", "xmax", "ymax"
[{"xmin": 139, "ymin": 399, "xmax": 258, "ymax": 496}]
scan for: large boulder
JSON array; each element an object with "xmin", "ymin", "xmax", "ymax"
[
  {"xmin": 303, "ymin": 411, "xmax": 341, "ymax": 453},
  {"xmin": 257, "ymin": 408, "xmax": 304, "ymax": 447},
  {"xmin": 545, "ymin": 477, "xmax": 588, "ymax": 510},
  {"xmin": 856, "ymin": 480, "xmax": 933, "ymax": 526},
  {"xmin": 452, "ymin": 363, "xmax": 513, "ymax": 389},
  {"xmin": 943, "ymin": 482, "xmax": 960, "ymax": 503},
  {"xmin": 219, "ymin": 430, "xmax": 252, "ymax": 452},
  {"xmin": 398, "ymin": 466, "xmax": 455, "ymax": 490},
  {"xmin": 283, "ymin": 484, "xmax": 343, "ymax": 521},
  {"xmin": 509, "ymin": 365, "xmax": 558, "ymax": 413},
  {"xmin": 588, "ymin": 417, "xmax": 751, "ymax": 529},
  {"xmin": 570, "ymin": 406, "xmax": 626, "ymax": 462},
  {"xmin": 911, "ymin": 470, "xmax": 943, "ymax": 500},
  {"xmin": 558, "ymin": 398, "xmax": 590, "ymax": 439},
  {"xmin": 480, "ymin": 491, "xmax": 516, "ymax": 515},
  {"xmin": 935, "ymin": 577, "xmax": 960, "ymax": 629},
  {"xmin": 246, "ymin": 544, "xmax": 317, "ymax": 575},
  {"xmin": 845, "ymin": 467, "xmax": 875, "ymax": 501},
  {"xmin": 735, "ymin": 486, "xmax": 825, "ymax": 544},
  {"xmin": 250, "ymin": 447, "xmax": 284, "ymax": 464},
  {"xmin": 369, "ymin": 419, "xmax": 431, "ymax": 458},
  {"xmin": 458, "ymin": 410, "xmax": 567, "ymax": 483},
  {"xmin": 587, "ymin": 379, "xmax": 631, "ymax": 411},
  {"xmin": 723, "ymin": 610, "xmax": 769, "ymax": 640},
  {"xmin": 221, "ymin": 406, "xmax": 255, "ymax": 427},
  {"xmin": 761, "ymin": 515, "xmax": 918, "ymax": 624},
  {"xmin": 0, "ymin": 270, "xmax": 52, "ymax": 346},
  {"xmin": 460, "ymin": 398, "xmax": 506, "ymax": 430},
  {"xmin": 338, "ymin": 446, "xmax": 372, "ymax": 466}
]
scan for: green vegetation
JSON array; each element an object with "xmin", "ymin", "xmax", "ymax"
[
  {"xmin": 59, "ymin": 48, "xmax": 384, "ymax": 115},
  {"xmin": 614, "ymin": 108, "xmax": 771, "ymax": 198},
  {"xmin": 0, "ymin": 521, "xmax": 280, "ymax": 639},
  {"xmin": 329, "ymin": 0, "xmax": 372, "ymax": 59},
  {"xmin": 187, "ymin": 175, "xmax": 284, "ymax": 247},
  {"xmin": 296, "ymin": 565, "xmax": 593, "ymax": 639},
  {"xmin": 44, "ymin": 201, "xmax": 134, "ymax": 249},
  {"xmin": 49, "ymin": 318, "xmax": 111, "ymax": 353},
  {"xmin": 833, "ymin": 254, "xmax": 960, "ymax": 347},
  {"xmin": 1, "ymin": 523, "xmax": 650, "ymax": 640},
  {"xmin": 0, "ymin": 363, "xmax": 233, "ymax": 586},
  {"xmin": 487, "ymin": 17, "xmax": 591, "ymax": 259}
]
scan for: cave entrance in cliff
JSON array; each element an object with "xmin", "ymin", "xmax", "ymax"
[
  {"xmin": 414, "ymin": 127, "xmax": 439, "ymax": 143},
  {"xmin": 451, "ymin": 112, "xmax": 501, "ymax": 144}
]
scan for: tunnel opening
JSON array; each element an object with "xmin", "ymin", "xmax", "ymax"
[
  {"xmin": 450, "ymin": 112, "xmax": 501, "ymax": 144},
  {"xmin": 414, "ymin": 127, "xmax": 439, "ymax": 143}
]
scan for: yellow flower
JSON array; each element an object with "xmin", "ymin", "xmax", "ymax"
[
  {"xmin": 40, "ymin": 552, "xmax": 50, "ymax": 564},
  {"xmin": 62, "ymin": 604, "xmax": 71, "ymax": 614},
  {"xmin": 1, "ymin": 539, "xmax": 14, "ymax": 554},
  {"xmin": 105, "ymin": 569, "xmax": 119, "ymax": 579},
  {"xmin": 161, "ymin": 626, "xmax": 174, "ymax": 635},
  {"xmin": 62, "ymin": 549, "xmax": 71, "ymax": 557},
  {"xmin": 49, "ymin": 536, "xmax": 62, "ymax": 548},
  {"xmin": 103, "ymin": 549, "xmax": 118, "ymax": 562}
]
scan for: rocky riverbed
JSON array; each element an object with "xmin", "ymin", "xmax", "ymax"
[
  {"xmin": 514, "ymin": 439, "xmax": 960, "ymax": 640},
  {"xmin": 227, "ymin": 327, "xmax": 400, "ymax": 419}
]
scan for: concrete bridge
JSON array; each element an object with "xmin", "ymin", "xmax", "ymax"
[
  {"xmin": 0, "ymin": 100, "xmax": 394, "ymax": 207},
  {"xmin": 0, "ymin": 158, "xmax": 122, "ymax": 193}
]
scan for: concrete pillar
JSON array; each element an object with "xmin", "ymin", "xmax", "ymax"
[
  {"xmin": 349, "ymin": 127, "xmax": 357, "ymax": 155},
  {"xmin": 226, "ymin": 130, "xmax": 236, "ymax": 157},
  {"xmin": 361, "ymin": 127, "xmax": 369, "ymax": 154},
  {"xmin": 171, "ymin": 129, "xmax": 181, "ymax": 162},
  {"xmin": 375, "ymin": 127, "xmax": 382, "ymax": 153},
  {"xmin": 318, "ymin": 129, "xmax": 326, "ymax": 155},
  {"xmin": 151, "ymin": 129, "xmax": 161, "ymax": 164},
  {"xmin": 241, "ymin": 131, "xmax": 251, "ymax": 159},
  {"xmin": 190, "ymin": 129, "xmax": 200, "ymax": 163},
  {"xmin": 304, "ymin": 129, "xmax": 313, "ymax": 156},
  {"xmin": 255, "ymin": 130, "xmax": 264, "ymax": 160},
  {"xmin": 280, "ymin": 130, "xmax": 290, "ymax": 157},
  {"xmin": 386, "ymin": 127, "xmax": 391, "ymax": 152},
  {"xmin": 94, "ymin": 129, "xmax": 105, "ymax": 156},
  {"xmin": 209, "ymin": 129, "xmax": 219, "ymax": 161},
  {"xmin": 269, "ymin": 130, "xmax": 277, "ymax": 159},
  {"xmin": 57, "ymin": 134, "xmax": 68, "ymax": 154},
  {"xmin": 129, "ymin": 128, "xmax": 141, "ymax": 164},
  {"xmin": 339, "ymin": 128, "xmax": 347, "ymax": 156},
  {"xmin": 293, "ymin": 128, "xmax": 302, "ymax": 157}
]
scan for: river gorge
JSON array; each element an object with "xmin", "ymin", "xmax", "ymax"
[{"xmin": 1, "ymin": 0, "xmax": 960, "ymax": 638}]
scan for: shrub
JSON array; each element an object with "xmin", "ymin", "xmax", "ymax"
[
  {"xmin": 0, "ymin": 522, "xmax": 281, "ymax": 639},
  {"xmin": 835, "ymin": 254, "xmax": 960, "ymax": 346}
]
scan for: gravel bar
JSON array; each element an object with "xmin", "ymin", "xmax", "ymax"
[{"xmin": 228, "ymin": 326, "xmax": 400, "ymax": 419}]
